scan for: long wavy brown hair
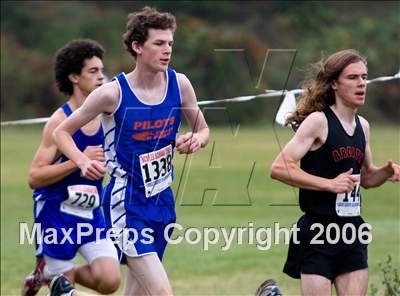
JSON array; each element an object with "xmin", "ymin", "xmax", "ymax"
[{"xmin": 286, "ymin": 49, "xmax": 367, "ymax": 127}]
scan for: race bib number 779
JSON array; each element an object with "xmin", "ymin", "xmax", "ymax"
[{"xmin": 139, "ymin": 145, "xmax": 173, "ymax": 198}]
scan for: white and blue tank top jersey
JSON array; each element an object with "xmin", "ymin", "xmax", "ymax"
[
  {"xmin": 33, "ymin": 103, "xmax": 104, "ymax": 203},
  {"xmin": 102, "ymin": 68, "xmax": 182, "ymax": 199}
]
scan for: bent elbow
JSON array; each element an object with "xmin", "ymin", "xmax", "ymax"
[
  {"xmin": 360, "ymin": 176, "xmax": 373, "ymax": 190},
  {"xmin": 28, "ymin": 175, "xmax": 38, "ymax": 190},
  {"xmin": 270, "ymin": 162, "xmax": 282, "ymax": 180},
  {"xmin": 361, "ymin": 181, "xmax": 372, "ymax": 190},
  {"xmin": 28, "ymin": 171, "xmax": 41, "ymax": 189}
]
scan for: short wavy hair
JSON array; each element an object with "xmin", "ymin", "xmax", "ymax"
[
  {"xmin": 123, "ymin": 6, "xmax": 176, "ymax": 58},
  {"xmin": 55, "ymin": 39, "xmax": 105, "ymax": 95}
]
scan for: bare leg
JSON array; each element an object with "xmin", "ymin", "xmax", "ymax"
[
  {"xmin": 125, "ymin": 254, "xmax": 173, "ymax": 296},
  {"xmin": 334, "ymin": 268, "xmax": 368, "ymax": 296},
  {"xmin": 123, "ymin": 265, "xmax": 147, "ymax": 296},
  {"xmin": 74, "ymin": 257, "xmax": 120, "ymax": 294},
  {"xmin": 301, "ymin": 273, "xmax": 332, "ymax": 296}
]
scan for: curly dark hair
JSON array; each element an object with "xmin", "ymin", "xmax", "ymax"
[
  {"xmin": 55, "ymin": 39, "xmax": 105, "ymax": 95},
  {"xmin": 123, "ymin": 6, "xmax": 176, "ymax": 58}
]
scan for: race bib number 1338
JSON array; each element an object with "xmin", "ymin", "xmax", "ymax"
[{"xmin": 139, "ymin": 145, "xmax": 173, "ymax": 198}]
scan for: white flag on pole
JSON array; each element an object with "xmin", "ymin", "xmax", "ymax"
[{"xmin": 275, "ymin": 91, "xmax": 297, "ymax": 126}]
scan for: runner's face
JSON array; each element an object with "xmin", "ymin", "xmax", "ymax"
[
  {"xmin": 332, "ymin": 61, "xmax": 367, "ymax": 108},
  {"xmin": 76, "ymin": 56, "xmax": 104, "ymax": 97},
  {"xmin": 138, "ymin": 29, "xmax": 173, "ymax": 72}
]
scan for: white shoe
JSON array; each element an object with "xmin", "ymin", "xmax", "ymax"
[
  {"xmin": 48, "ymin": 274, "xmax": 75, "ymax": 296},
  {"xmin": 255, "ymin": 279, "xmax": 282, "ymax": 296}
]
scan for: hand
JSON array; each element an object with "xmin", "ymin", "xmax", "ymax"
[
  {"xmin": 386, "ymin": 160, "xmax": 400, "ymax": 182},
  {"xmin": 83, "ymin": 145, "xmax": 105, "ymax": 162},
  {"xmin": 176, "ymin": 132, "xmax": 203, "ymax": 154},
  {"xmin": 329, "ymin": 168, "xmax": 359, "ymax": 193},
  {"xmin": 79, "ymin": 159, "xmax": 106, "ymax": 181}
]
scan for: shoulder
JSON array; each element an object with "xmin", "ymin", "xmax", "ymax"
[
  {"xmin": 87, "ymin": 80, "xmax": 120, "ymax": 114},
  {"xmin": 295, "ymin": 111, "xmax": 327, "ymax": 139},
  {"xmin": 92, "ymin": 80, "xmax": 120, "ymax": 101},
  {"xmin": 38, "ymin": 107, "xmax": 68, "ymax": 144},
  {"xmin": 300, "ymin": 111, "xmax": 327, "ymax": 129},
  {"xmin": 44, "ymin": 107, "xmax": 68, "ymax": 133},
  {"xmin": 175, "ymin": 72, "xmax": 197, "ymax": 105},
  {"xmin": 176, "ymin": 72, "xmax": 192, "ymax": 89},
  {"xmin": 357, "ymin": 114, "xmax": 370, "ymax": 139},
  {"xmin": 357, "ymin": 115, "xmax": 370, "ymax": 130}
]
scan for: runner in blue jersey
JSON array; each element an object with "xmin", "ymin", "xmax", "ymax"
[
  {"xmin": 54, "ymin": 7, "xmax": 209, "ymax": 296},
  {"xmin": 22, "ymin": 39, "xmax": 120, "ymax": 296},
  {"xmin": 270, "ymin": 49, "xmax": 399, "ymax": 295}
]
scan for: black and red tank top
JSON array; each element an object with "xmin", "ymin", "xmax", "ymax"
[{"xmin": 299, "ymin": 106, "xmax": 366, "ymax": 217}]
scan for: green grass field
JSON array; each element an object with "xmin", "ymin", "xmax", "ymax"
[{"xmin": 1, "ymin": 125, "xmax": 399, "ymax": 295}]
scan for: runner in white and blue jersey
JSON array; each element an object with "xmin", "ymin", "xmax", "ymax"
[
  {"xmin": 54, "ymin": 7, "xmax": 209, "ymax": 296},
  {"xmin": 22, "ymin": 39, "xmax": 120, "ymax": 296},
  {"xmin": 33, "ymin": 102, "xmax": 106, "ymax": 257},
  {"xmin": 101, "ymin": 68, "xmax": 182, "ymax": 262}
]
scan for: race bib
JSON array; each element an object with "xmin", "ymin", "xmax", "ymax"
[
  {"xmin": 60, "ymin": 185, "xmax": 100, "ymax": 219},
  {"xmin": 335, "ymin": 175, "xmax": 361, "ymax": 217},
  {"xmin": 139, "ymin": 145, "xmax": 173, "ymax": 198}
]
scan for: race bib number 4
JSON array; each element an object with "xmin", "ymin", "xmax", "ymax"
[
  {"xmin": 336, "ymin": 174, "xmax": 361, "ymax": 217},
  {"xmin": 60, "ymin": 185, "xmax": 100, "ymax": 219},
  {"xmin": 139, "ymin": 145, "xmax": 173, "ymax": 198}
]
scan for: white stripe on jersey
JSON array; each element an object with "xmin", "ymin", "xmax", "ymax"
[{"xmin": 101, "ymin": 114, "xmax": 127, "ymax": 178}]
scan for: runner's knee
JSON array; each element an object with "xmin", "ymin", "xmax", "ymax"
[
  {"xmin": 90, "ymin": 259, "xmax": 120, "ymax": 294},
  {"xmin": 93, "ymin": 272, "xmax": 120, "ymax": 294}
]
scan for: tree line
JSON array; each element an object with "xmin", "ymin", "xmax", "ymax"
[{"xmin": 1, "ymin": 1, "xmax": 399, "ymax": 124}]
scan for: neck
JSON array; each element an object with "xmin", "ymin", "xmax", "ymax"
[
  {"xmin": 68, "ymin": 91, "xmax": 86, "ymax": 111},
  {"xmin": 130, "ymin": 62, "xmax": 165, "ymax": 89},
  {"xmin": 331, "ymin": 100, "xmax": 357, "ymax": 123}
]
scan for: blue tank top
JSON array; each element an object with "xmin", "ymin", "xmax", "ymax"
[
  {"xmin": 102, "ymin": 69, "xmax": 181, "ymax": 197},
  {"xmin": 33, "ymin": 103, "xmax": 104, "ymax": 202}
]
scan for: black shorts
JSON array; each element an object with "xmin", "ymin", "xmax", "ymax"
[{"xmin": 283, "ymin": 214, "xmax": 369, "ymax": 281}]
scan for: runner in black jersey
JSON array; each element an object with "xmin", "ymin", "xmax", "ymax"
[{"xmin": 270, "ymin": 49, "xmax": 400, "ymax": 295}]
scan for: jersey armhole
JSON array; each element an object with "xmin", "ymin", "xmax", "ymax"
[
  {"xmin": 309, "ymin": 112, "xmax": 329, "ymax": 152},
  {"xmin": 175, "ymin": 71, "xmax": 183, "ymax": 106},
  {"xmin": 105, "ymin": 78, "xmax": 123, "ymax": 117}
]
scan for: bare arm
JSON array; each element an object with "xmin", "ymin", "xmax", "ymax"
[
  {"xmin": 359, "ymin": 117, "xmax": 400, "ymax": 188},
  {"xmin": 176, "ymin": 73, "xmax": 209, "ymax": 154},
  {"xmin": 29, "ymin": 110, "xmax": 77, "ymax": 189},
  {"xmin": 270, "ymin": 112, "xmax": 358, "ymax": 193},
  {"xmin": 53, "ymin": 82, "xmax": 118, "ymax": 180},
  {"xmin": 29, "ymin": 109, "xmax": 105, "ymax": 189}
]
